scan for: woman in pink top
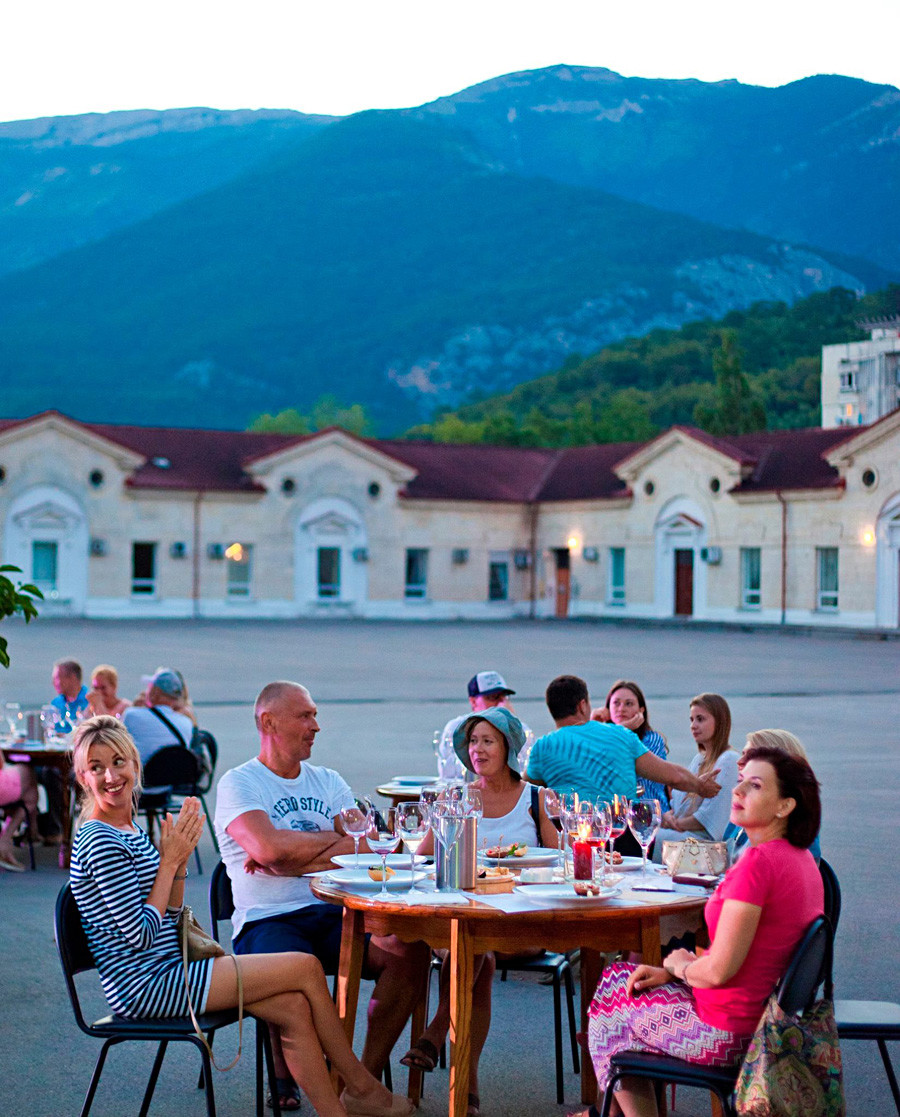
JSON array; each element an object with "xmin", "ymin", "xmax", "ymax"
[{"xmin": 586, "ymin": 743, "xmax": 824, "ymax": 1117}]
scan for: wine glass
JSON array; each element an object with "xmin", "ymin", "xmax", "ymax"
[
  {"xmin": 4, "ymin": 702, "xmax": 22, "ymax": 738},
  {"xmin": 560, "ymin": 792, "xmax": 580, "ymax": 879},
  {"xmin": 542, "ymin": 789, "xmax": 565, "ymax": 873},
  {"xmin": 607, "ymin": 794, "xmax": 629, "ymax": 873},
  {"xmin": 340, "ymin": 801, "xmax": 371, "ymax": 868},
  {"xmin": 461, "ymin": 786, "xmax": 483, "ymax": 820},
  {"xmin": 627, "ymin": 798, "xmax": 662, "ymax": 882},
  {"xmin": 397, "ymin": 801, "xmax": 429, "ymax": 892},
  {"xmin": 591, "ymin": 802, "xmax": 613, "ymax": 884},
  {"xmin": 432, "ymin": 801, "xmax": 464, "ymax": 892},
  {"xmin": 365, "ymin": 807, "xmax": 401, "ymax": 898}
]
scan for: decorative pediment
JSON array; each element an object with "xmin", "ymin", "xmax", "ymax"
[
  {"xmin": 0, "ymin": 411, "xmax": 145, "ymax": 471},
  {"xmin": 12, "ymin": 498, "xmax": 83, "ymax": 532},
  {"xmin": 300, "ymin": 510, "xmax": 360, "ymax": 537},
  {"xmin": 824, "ymin": 406, "xmax": 900, "ymax": 467},
  {"xmin": 245, "ymin": 428, "xmax": 417, "ymax": 486},
  {"xmin": 615, "ymin": 427, "xmax": 750, "ymax": 486}
]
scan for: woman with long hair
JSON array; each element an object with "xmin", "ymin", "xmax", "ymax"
[
  {"xmin": 600, "ymin": 680, "xmax": 670, "ymax": 810},
  {"xmin": 69, "ymin": 716, "xmax": 412, "ymax": 1117}
]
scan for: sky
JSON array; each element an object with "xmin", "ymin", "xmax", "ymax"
[{"xmin": 2, "ymin": 0, "xmax": 899, "ymax": 124}]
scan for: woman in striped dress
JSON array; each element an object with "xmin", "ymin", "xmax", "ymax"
[{"xmin": 70, "ymin": 716, "xmax": 412, "ymax": 1117}]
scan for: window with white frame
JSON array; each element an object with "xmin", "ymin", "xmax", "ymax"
[
  {"xmin": 317, "ymin": 547, "xmax": 341, "ymax": 598},
  {"xmin": 405, "ymin": 548, "xmax": 428, "ymax": 599},
  {"xmin": 816, "ymin": 547, "xmax": 839, "ymax": 610},
  {"xmin": 225, "ymin": 543, "xmax": 252, "ymax": 597},
  {"xmin": 608, "ymin": 547, "xmax": 626, "ymax": 604},
  {"xmin": 740, "ymin": 547, "xmax": 761, "ymax": 609},
  {"xmin": 488, "ymin": 552, "xmax": 509, "ymax": 601},
  {"xmin": 839, "ymin": 371, "xmax": 857, "ymax": 391},
  {"xmin": 131, "ymin": 542, "xmax": 157, "ymax": 596},
  {"xmin": 32, "ymin": 540, "xmax": 58, "ymax": 596}
]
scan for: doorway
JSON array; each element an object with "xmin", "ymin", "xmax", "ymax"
[
  {"xmin": 553, "ymin": 548, "xmax": 571, "ymax": 617},
  {"xmin": 674, "ymin": 549, "xmax": 694, "ymax": 616}
]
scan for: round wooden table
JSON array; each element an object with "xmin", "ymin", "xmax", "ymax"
[
  {"xmin": 2, "ymin": 738, "xmax": 73, "ymax": 868},
  {"xmin": 311, "ymin": 878, "xmax": 708, "ymax": 1117}
]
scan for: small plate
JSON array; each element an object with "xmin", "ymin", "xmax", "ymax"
[
  {"xmin": 324, "ymin": 868, "xmax": 429, "ymax": 891},
  {"xmin": 514, "ymin": 884, "xmax": 618, "ymax": 907},
  {"xmin": 331, "ymin": 853, "xmax": 428, "ymax": 869},
  {"xmin": 479, "ymin": 851, "xmax": 559, "ymax": 868},
  {"xmin": 604, "ymin": 856, "xmax": 644, "ymax": 872}
]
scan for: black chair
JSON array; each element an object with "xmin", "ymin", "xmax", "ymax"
[
  {"xmin": 172, "ymin": 729, "xmax": 220, "ymax": 855},
  {"xmin": 820, "ymin": 858, "xmax": 900, "ymax": 1113},
  {"xmin": 598, "ymin": 916, "xmax": 832, "ymax": 1117},
  {"xmin": 139, "ymin": 745, "xmax": 204, "ymax": 873},
  {"xmin": 55, "ymin": 882, "xmax": 270, "ymax": 1117}
]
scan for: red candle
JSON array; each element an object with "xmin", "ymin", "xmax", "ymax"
[{"xmin": 573, "ymin": 840, "xmax": 592, "ymax": 880}]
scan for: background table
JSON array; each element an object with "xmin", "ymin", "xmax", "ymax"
[
  {"xmin": 2, "ymin": 738, "xmax": 73, "ymax": 868},
  {"xmin": 375, "ymin": 777, "xmax": 435, "ymax": 808},
  {"xmin": 311, "ymin": 878, "xmax": 708, "ymax": 1117}
]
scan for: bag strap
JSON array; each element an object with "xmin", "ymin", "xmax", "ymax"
[
  {"xmin": 148, "ymin": 705, "xmax": 189, "ymax": 749},
  {"xmin": 530, "ymin": 784, "xmax": 544, "ymax": 846},
  {"xmin": 181, "ymin": 911, "xmax": 243, "ymax": 1071}
]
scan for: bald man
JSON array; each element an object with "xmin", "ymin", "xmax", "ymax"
[{"xmin": 214, "ymin": 681, "xmax": 429, "ymax": 1103}]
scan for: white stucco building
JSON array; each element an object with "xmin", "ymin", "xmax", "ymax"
[{"xmin": 821, "ymin": 318, "xmax": 900, "ymax": 430}]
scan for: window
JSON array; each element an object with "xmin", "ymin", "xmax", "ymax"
[
  {"xmin": 488, "ymin": 555, "xmax": 509, "ymax": 601},
  {"xmin": 225, "ymin": 542, "xmax": 252, "ymax": 597},
  {"xmin": 839, "ymin": 371, "xmax": 857, "ymax": 391},
  {"xmin": 816, "ymin": 547, "xmax": 839, "ymax": 611},
  {"xmin": 405, "ymin": 548, "xmax": 428, "ymax": 599},
  {"xmin": 740, "ymin": 547, "xmax": 761, "ymax": 609},
  {"xmin": 131, "ymin": 542, "xmax": 156, "ymax": 596},
  {"xmin": 317, "ymin": 547, "xmax": 341, "ymax": 598},
  {"xmin": 608, "ymin": 547, "xmax": 626, "ymax": 604},
  {"xmin": 32, "ymin": 541, "xmax": 58, "ymax": 594}
]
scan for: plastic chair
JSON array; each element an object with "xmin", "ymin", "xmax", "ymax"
[
  {"xmin": 138, "ymin": 745, "xmax": 204, "ymax": 872},
  {"xmin": 55, "ymin": 882, "xmax": 270, "ymax": 1117},
  {"xmin": 598, "ymin": 916, "xmax": 832, "ymax": 1117},
  {"xmin": 820, "ymin": 858, "xmax": 900, "ymax": 1113}
]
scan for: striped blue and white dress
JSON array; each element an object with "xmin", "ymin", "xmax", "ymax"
[{"xmin": 70, "ymin": 820, "xmax": 214, "ymax": 1018}]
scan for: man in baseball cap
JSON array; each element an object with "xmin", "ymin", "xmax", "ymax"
[
  {"xmin": 466, "ymin": 670, "xmax": 515, "ymax": 700},
  {"xmin": 436, "ymin": 670, "xmax": 531, "ymax": 779},
  {"xmin": 123, "ymin": 667, "xmax": 194, "ymax": 764}
]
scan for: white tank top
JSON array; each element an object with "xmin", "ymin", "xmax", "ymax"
[{"xmin": 477, "ymin": 783, "xmax": 540, "ymax": 849}]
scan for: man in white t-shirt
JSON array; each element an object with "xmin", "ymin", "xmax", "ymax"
[
  {"xmin": 436, "ymin": 670, "xmax": 533, "ymax": 779},
  {"xmin": 214, "ymin": 681, "xmax": 429, "ymax": 1103}
]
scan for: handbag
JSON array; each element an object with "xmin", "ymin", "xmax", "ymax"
[
  {"xmin": 661, "ymin": 836, "xmax": 729, "ymax": 877},
  {"xmin": 178, "ymin": 904, "xmax": 243, "ymax": 1071}
]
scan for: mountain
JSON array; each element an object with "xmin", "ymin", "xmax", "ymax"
[
  {"xmin": 0, "ymin": 107, "xmax": 332, "ymax": 275},
  {"xmin": 411, "ymin": 66, "xmax": 900, "ymax": 273},
  {"xmin": 0, "ymin": 108, "xmax": 885, "ymax": 433}
]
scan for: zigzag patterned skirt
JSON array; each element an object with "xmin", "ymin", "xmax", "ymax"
[{"xmin": 588, "ymin": 963, "xmax": 749, "ymax": 1091}]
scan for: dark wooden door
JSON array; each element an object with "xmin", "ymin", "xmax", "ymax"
[
  {"xmin": 674, "ymin": 549, "xmax": 694, "ymax": 615},
  {"xmin": 554, "ymin": 548, "xmax": 571, "ymax": 617}
]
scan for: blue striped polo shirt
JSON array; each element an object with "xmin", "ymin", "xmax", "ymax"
[{"xmin": 526, "ymin": 721, "xmax": 647, "ymax": 801}]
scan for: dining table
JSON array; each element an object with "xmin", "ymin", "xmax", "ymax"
[
  {"xmin": 374, "ymin": 776, "xmax": 437, "ymax": 808},
  {"xmin": 311, "ymin": 873, "xmax": 709, "ymax": 1117},
  {"xmin": 1, "ymin": 736, "xmax": 74, "ymax": 868}
]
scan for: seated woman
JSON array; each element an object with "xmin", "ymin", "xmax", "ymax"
[
  {"xmin": 652, "ymin": 693, "xmax": 739, "ymax": 860},
  {"xmin": 587, "ymin": 744, "xmax": 824, "ymax": 1117},
  {"xmin": 70, "ymin": 716, "xmax": 412, "ymax": 1117},
  {"xmin": 401, "ymin": 707, "xmax": 557, "ymax": 1116},
  {"xmin": 595, "ymin": 680, "xmax": 670, "ymax": 811},
  {"xmin": 86, "ymin": 664, "xmax": 132, "ymax": 718},
  {"xmin": 0, "ymin": 750, "xmax": 38, "ymax": 871}
]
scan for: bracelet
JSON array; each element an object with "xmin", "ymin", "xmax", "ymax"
[{"xmin": 173, "ymin": 871, "xmax": 188, "ymax": 881}]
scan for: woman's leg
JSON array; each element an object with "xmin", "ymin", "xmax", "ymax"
[{"xmin": 466, "ymin": 952, "xmax": 496, "ymax": 1103}]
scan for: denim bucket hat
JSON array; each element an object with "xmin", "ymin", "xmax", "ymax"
[{"xmin": 452, "ymin": 706, "xmax": 526, "ymax": 775}]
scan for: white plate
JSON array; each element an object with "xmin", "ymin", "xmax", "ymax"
[
  {"xmin": 331, "ymin": 853, "xmax": 428, "ymax": 869},
  {"xmin": 479, "ymin": 851, "xmax": 559, "ymax": 868},
  {"xmin": 514, "ymin": 883, "xmax": 618, "ymax": 907},
  {"xmin": 324, "ymin": 868, "xmax": 429, "ymax": 890},
  {"xmin": 601, "ymin": 855, "xmax": 644, "ymax": 872}
]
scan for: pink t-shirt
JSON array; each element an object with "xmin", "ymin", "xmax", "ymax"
[{"xmin": 695, "ymin": 839, "xmax": 823, "ymax": 1036}]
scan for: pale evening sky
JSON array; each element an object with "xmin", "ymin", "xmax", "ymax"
[{"xmin": 1, "ymin": 0, "xmax": 898, "ymax": 124}]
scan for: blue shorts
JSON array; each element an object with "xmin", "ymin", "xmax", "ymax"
[{"xmin": 233, "ymin": 903, "xmax": 368, "ymax": 975}]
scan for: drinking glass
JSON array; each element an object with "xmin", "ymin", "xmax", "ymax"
[
  {"xmin": 432, "ymin": 801, "xmax": 464, "ymax": 892},
  {"xmin": 340, "ymin": 801, "xmax": 371, "ymax": 868},
  {"xmin": 591, "ymin": 802, "xmax": 613, "ymax": 884},
  {"xmin": 560, "ymin": 792, "xmax": 580, "ymax": 879},
  {"xmin": 397, "ymin": 801, "xmax": 429, "ymax": 892},
  {"xmin": 365, "ymin": 807, "xmax": 401, "ymax": 898},
  {"xmin": 41, "ymin": 703, "xmax": 64, "ymax": 744},
  {"xmin": 461, "ymin": 786, "xmax": 483, "ymax": 820},
  {"xmin": 607, "ymin": 794, "xmax": 629, "ymax": 872},
  {"xmin": 4, "ymin": 702, "xmax": 22, "ymax": 738},
  {"xmin": 627, "ymin": 798, "xmax": 662, "ymax": 882}
]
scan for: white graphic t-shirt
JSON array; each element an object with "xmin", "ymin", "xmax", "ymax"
[{"xmin": 214, "ymin": 757, "xmax": 356, "ymax": 937}]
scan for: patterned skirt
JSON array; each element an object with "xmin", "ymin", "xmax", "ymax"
[{"xmin": 588, "ymin": 963, "xmax": 748, "ymax": 1091}]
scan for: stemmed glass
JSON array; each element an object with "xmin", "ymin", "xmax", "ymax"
[
  {"xmin": 397, "ymin": 801, "xmax": 429, "ymax": 892},
  {"xmin": 461, "ymin": 786, "xmax": 483, "ymax": 820},
  {"xmin": 627, "ymin": 798, "xmax": 662, "ymax": 882},
  {"xmin": 607, "ymin": 794, "xmax": 629, "ymax": 874},
  {"xmin": 432, "ymin": 801, "xmax": 465, "ymax": 892},
  {"xmin": 543, "ymin": 789, "xmax": 566, "ymax": 874},
  {"xmin": 365, "ymin": 807, "xmax": 401, "ymax": 898},
  {"xmin": 591, "ymin": 802, "xmax": 613, "ymax": 885},
  {"xmin": 340, "ymin": 801, "xmax": 371, "ymax": 868},
  {"xmin": 560, "ymin": 792, "xmax": 580, "ymax": 879}
]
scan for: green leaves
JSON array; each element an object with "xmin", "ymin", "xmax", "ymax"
[{"xmin": 0, "ymin": 565, "xmax": 42, "ymax": 669}]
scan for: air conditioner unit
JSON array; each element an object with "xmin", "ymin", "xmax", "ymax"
[
  {"xmin": 207, "ymin": 543, "xmax": 225, "ymax": 560},
  {"xmin": 513, "ymin": 550, "xmax": 531, "ymax": 570},
  {"xmin": 89, "ymin": 538, "xmax": 107, "ymax": 557},
  {"xmin": 170, "ymin": 542, "xmax": 188, "ymax": 559},
  {"xmin": 451, "ymin": 548, "xmax": 469, "ymax": 565},
  {"xmin": 700, "ymin": 546, "xmax": 722, "ymax": 565},
  {"xmin": 352, "ymin": 547, "xmax": 369, "ymax": 563},
  {"xmin": 582, "ymin": 546, "xmax": 600, "ymax": 563}
]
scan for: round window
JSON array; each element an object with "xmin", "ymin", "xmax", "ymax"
[
  {"xmin": 89, "ymin": 469, "xmax": 104, "ymax": 488},
  {"xmin": 709, "ymin": 477, "xmax": 721, "ymax": 494},
  {"xmin": 0, "ymin": 466, "xmax": 5, "ymax": 484},
  {"xmin": 281, "ymin": 477, "xmax": 296, "ymax": 495},
  {"xmin": 643, "ymin": 480, "xmax": 655, "ymax": 497},
  {"xmin": 368, "ymin": 481, "xmax": 381, "ymax": 499},
  {"xmin": 861, "ymin": 468, "xmax": 877, "ymax": 489}
]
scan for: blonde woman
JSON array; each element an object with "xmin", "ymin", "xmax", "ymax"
[
  {"xmin": 69, "ymin": 716, "xmax": 412, "ymax": 1117},
  {"xmin": 86, "ymin": 665, "xmax": 132, "ymax": 718}
]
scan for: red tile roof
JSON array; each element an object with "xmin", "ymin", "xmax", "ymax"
[{"xmin": 719, "ymin": 427, "xmax": 852, "ymax": 492}]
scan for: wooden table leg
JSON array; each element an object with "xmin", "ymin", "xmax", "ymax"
[
  {"xmin": 580, "ymin": 947, "xmax": 602, "ymax": 1104},
  {"xmin": 448, "ymin": 919, "xmax": 474, "ymax": 1117},
  {"xmin": 331, "ymin": 906, "xmax": 366, "ymax": 1090},
  {"xmin": 405, "ymin": 968, "xmax": 430, "ymax": 1103},
  {"xmin": 640, "ymin": 916, "xmax": 662, "ymax": 966}
]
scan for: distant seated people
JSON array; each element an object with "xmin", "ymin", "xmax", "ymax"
[
  {"xmin": 86, "ymin": 664, "xmax": 132, "ymax": 718},
  {"xmin": 594, "ymin": 679, "xmax": 671, "ymax": 810},
  {"xmin": 50, "ymin": 659, "xmax": 90, "ymax": 732},
  {"xmin": 653, "ymin": 693, "xmax": 740, "ymax": 860},
  {"xmin": 123, "ymin": 668, "xmax": 194, "ymax": 765},
  {"xmin": 133, "ymin": 667, "xmax": 196, "ymax": 724},
  {"xmin": 436, "ymin": 671, "xmax": 533, "ymax": 779},
  {"xmin": 0, "ymin": 750, "xmax": 38, "ymax": 871}
]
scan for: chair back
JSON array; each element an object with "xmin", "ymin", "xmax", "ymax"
[
  {"xmin": 209, "ymin": 859, "xmax": 235, "ymax": 943},
  {"xmin": 54, "ymin": 883, "xmax": 97, "ymax": 1032},
  {"xmin": 776, "ymin": 916, "xmax": 832, "ymax": 1016},
  {"xmin": 142, "ymin": 744, "xmax": 201, "ymax": 790},
  {"xmin": 818, "ymin": 858, "xmax": 841, "ymax": 934}
]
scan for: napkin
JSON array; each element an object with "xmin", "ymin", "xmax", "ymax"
[
  {"xmin": 390, "ymin": 889, "xmax": 470, "ymax": 906},
  {"xmin": 630, "ymin": 875, "xmax": 676, "ymax": 892}
]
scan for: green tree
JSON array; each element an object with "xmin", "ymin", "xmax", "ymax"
[
  {"xmin": 693, "ymin": 329, "xmax": 766, "ymax": 435},
  {"xmin": 248, "ymin": 408, "xmax": 310, "ymax": 434},
  {"xmin": 0, "ymin": 565, "xmax": 41, "ymax": 668}
]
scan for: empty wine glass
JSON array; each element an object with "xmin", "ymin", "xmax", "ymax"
[
  {"xmin": 432, "ymin": 801, "xmax": 464, "ymax": 892},
  {"xmin": 340, "ymin": 801, "xmax": 371, "ymax": 868},
  {"xmin": 543, "ymin": 789, "xmax": 565, "ymax": 873},
  {"xmin": 607, "ymin": 794, "xmax": 629, "ymax": 873},
  {"xmin": 560, "ymin": 792, "xmax": 580, "ymax": 879},
  {"xmin": 397, "ymin": 801, "xmax": 429, "ymax": 892},
  {"xmin": 627, "ymin": 798, "xmax": 662, "ymax": 882},
  {"xmin": 4, "ymin": 702, "xmax": 22, "ymax": 738},
  {"xmin": 365, "ymin": 807, "xmax": 401, "ymax": 898},
  {"xmin": 591, "ymin": 802, "xmax": 613, "ymax": 884},
  {"xmin": 461, "ymin": 785, "xmax": 483, "ymax": 820}
]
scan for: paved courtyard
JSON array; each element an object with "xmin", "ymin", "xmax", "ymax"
[{"xmin": 1, "ymin": 617, "xmax": 897, "ymax": 1116}]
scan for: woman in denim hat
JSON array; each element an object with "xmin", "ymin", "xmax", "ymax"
[{"xmin": 401, "ymin": 708, "xmax": 556, "ymax": 1115}]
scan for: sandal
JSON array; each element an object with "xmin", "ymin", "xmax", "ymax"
[
  {"xmin": 0, "ymin": 849, "xmax": 25, "ymax": 872},
  {"xmin": 399, "ymin": 1036, "xmax": 439, "ymax": 1072},
  {"xmin": 267, "ymin": 1076, "xmax": 302, "ymax": 1110},
  {"xmin": 467, "ymin": 1093, "xmax": 481, "ymax": 1117},
  {"xmin": 340, "ymin": 1088, "xmax": 415, "ymax": 1117}
]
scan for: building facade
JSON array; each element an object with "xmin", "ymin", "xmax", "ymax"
[
  {"xmin": 821, "ymin": 319, "xmax": 900, "ymax": 430},
  {"xmin": 2, "ymin": 409, "xmax": 900, "ymax": 630}
]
